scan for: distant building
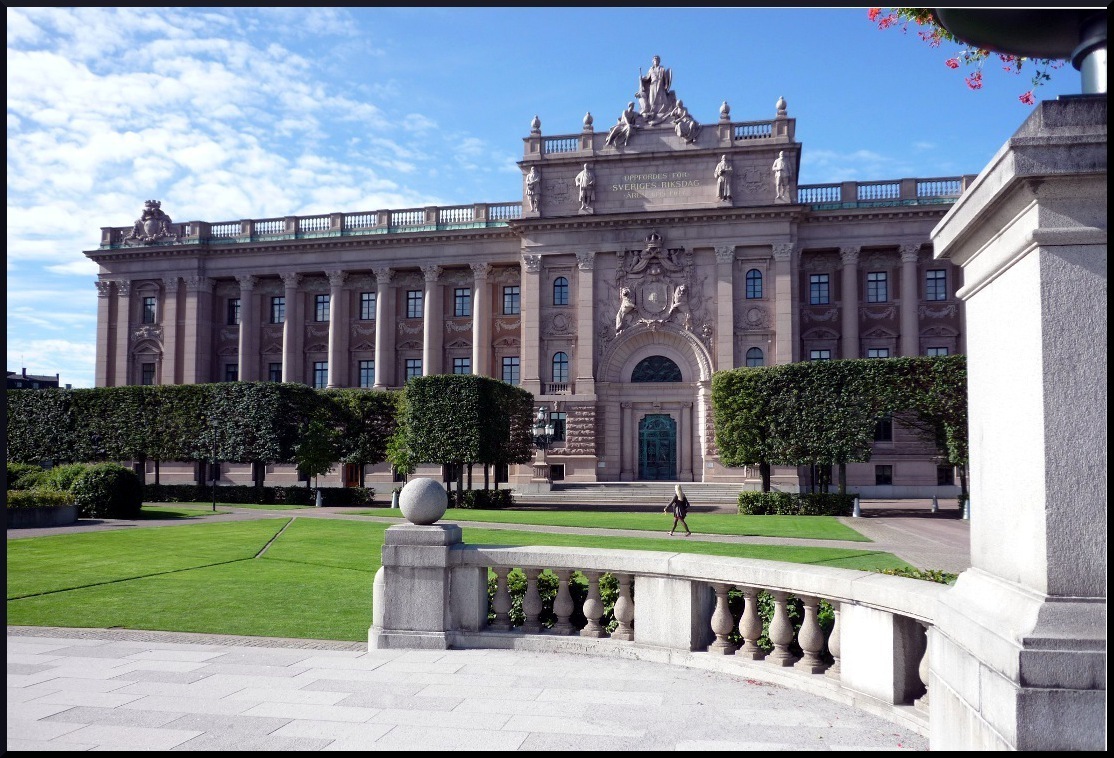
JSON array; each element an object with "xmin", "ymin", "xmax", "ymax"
[
  {"xmin": 7, "ymin": 369, "xmax": 66, "ymax": 390},
  {"xmin": 84, "ymin": 57, "xmax": 970, "ymax": 496}
]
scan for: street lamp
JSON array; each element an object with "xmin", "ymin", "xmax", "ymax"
[{"xmin": 532, "ymin": 405, "xmax": 555, "ymax": 483}]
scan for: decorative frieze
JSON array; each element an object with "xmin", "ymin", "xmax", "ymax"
[
  {"xmin": 131, "ymin": 325, "xmax": 163, "ymax": 344},
  {"xmin": 522, "ymin": 254, "xmax": 542, "ymax": 273},
  {"xmin": 398, "ymin": 322, "xmax": 423, "ymax": 335},
  {"xmin": 714, "ymin": 245, "xmax": 735, "ymax": 264},
  {"xmin": 326, "ymin": 270, "xmax": 348, "ymax": 288},
  {"xmin": 421, "ymin": 265, "xmax": 443, "ymax": 283},
  {"xmin": 445, "ymin": 319, "xmax": 473, "ymax": 333},
  {"xmin": 771, "ymin": 243, "xmax": 794, "ymax": 262},
  {"xmin": 576, "ymin": 252, "xmax": 596, "ymax": 271},
  {"xmin": 861, "ymin": 306, "xmax": 897, "ymax": 320},
  {"xmin": 543, "ymin": 312, "xmax": 576, "ymax": 337},
  {"xmin": 900, "ymin": 243, "xmax": 922, "ymax": 263},
  {"xmin": 736, "ymin": 305, "xmax": 772, "ymax": 330},
  {"xmin": 372, "ymin": 267, "xmax": 393, "ymax": 285},
  {"xmin": 115, "ymin": 280, "xmax": 132, "ymax": 297},
  {"xmin": 470, "ymin": 262, "xmax": 491, "ymax": 280},
  {"xmin": 494, "ymin": 318, "xmax": 519, "ymax": 334},
  {"xmin": 802, "ymin": 307, "xmax": 838, "ymax": 323},
  {"xmin": 352, "ymin": 323, "xmax": 376, "ymax": 337},
  {"xmin": 839, "ymin": 246, "xmax": 860, "ymax": 266},
  {"xmin": 96, "ymin": 280, "xmax": 114, "ymax": 298},
  {"xmin": 280, "ymin": 272, "xmax": 302, "ymax": 290},
  {"xmin": 920, "ymin": 304, "xmax": 958, "ymax": 318},
  {"xmin": 801, "ymin": 252, "xmax": 837, "ymax": 272}
]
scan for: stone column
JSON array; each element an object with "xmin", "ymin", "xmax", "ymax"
[
  {"xmin": 373, "ymin": 267, "xmax": 395, "ymax": 388},
  {"xmin": 95, "ymin": 280, "xmax": 113, "ymax": 387},
  {"xmin": 280, "ymin": 272, "xmax": 302, "ymax": 383},
  {"xmin": 899, "ymin": 244, "xmax": 921, "ymax": 356},
  {"xmin": 714, "ymin": 245, "xmax": 736, "ymax": 370},
  {"xmin": 326, "ymin": 270, "xmax": 348, "ymax": 387},
  {"xmin": 236, "ymin": 275, "xmax": 257, "ymax": 382},
  {"xmin": 182, "ymin": 276, "xmax": 214, "ymax": 384},
  {"xmin": 113, "ymin": 280, "xmax": 132, "ymax": 385},
  {"xmin": 161, "ymin": 276, "xmax": 180, "ymax": 385},
  {"xmin": 680, "ymin": 402, "xmax": 693, "ymax": 481},
  {"xmin": 840, "ymin": 246, "xmax": 860, "ymax": 359},
  {"xmin": 575, "ymin": 252, "xmax": 596, "ymax": 394},
  {"xmin": 772, "ymin": 243, "xmax": 796, "ymax": 365},
  {"xmin": 520, "ymin": 254, "xmax": 542, "ymax": 395},
  {"xmin": 620, "ymin": 402, "xmax": 633, "ymax": 480},
  {"xmin": 470, "ymin": 262, "xmax": 491, "ymax": 377},
  {"xmin": 421, "ymin": 265, "xmax": 443, "ymax": 376},
  {"xmin": 929, "ymin": 97, "xmax": 1107, "ymax": 751}
]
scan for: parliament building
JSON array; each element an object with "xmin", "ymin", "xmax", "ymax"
[{"xmin": 85, "ymin": 57, "xmax": 970, "ymax": 496}]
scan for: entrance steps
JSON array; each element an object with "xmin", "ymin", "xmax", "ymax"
[{"xmin": 510, "ymin": 481, "xmax": 748, "ymax": 508}]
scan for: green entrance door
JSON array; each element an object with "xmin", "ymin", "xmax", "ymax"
[{"xmin": 638, "ymin": 414, "xmax": 677, "ymax": 480}]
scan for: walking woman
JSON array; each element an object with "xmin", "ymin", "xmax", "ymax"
[{"xmin": 665, "ymin": 484, "xmax": 692, "ymax": 536}]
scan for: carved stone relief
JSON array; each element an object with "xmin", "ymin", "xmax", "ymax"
[
  {"xmin": 494, "ymin": 318, "xmax": 519, "ymax": 334},
  {"xmin": 123, "ymin": 200, "xmax": 179, "ymax": 246},
  {"xmin": 735, "ymin": 305, "xmax": 771, "ymax": 330},
  {"xmin": 801, "ymin": 253, "xmax": 839, "ymax": 272},
  {"xmin": 445, "ymin": 319, "xmax": 472, "ymax": 333},
  {"xmin": 131, "ymin": 325, "xmax": 163, "ymax": 344},
  {"xmin": 861, "ymin": 306, "xmax": 898, "ymax": 320},
  {"xmin": 565, "ymin": 403, "xmax": 597, "ymax": 455},
  {"xmin": 544, "ymin": 312, "xmax": 576, "ymax": 337},
  {"xmin": 920, "ymin": 304, "xmax": 958, "ymax": 318},
  {"xmin": 219, "ymin": 326, "xmax": 238, "ymax": 343},
  {"xmin": 802, "ymin": 308, "xmax": 839, "ymax": 323},
  {"xmin": 215, "ymin": 281, "xmax": 238, "ymax": 298},
  {"xmin": 398, "ymin": 322, "xmax": 422, "ymax": 336},
  {"xmin": 352, "ymin": 323, "xmax": 376, "ymax": 337}
]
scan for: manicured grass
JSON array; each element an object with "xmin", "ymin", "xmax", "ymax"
[
  {"xmin": 7, "ymin": 517, "xmax": 909, "ymax": 641},
  {"xmin": 145, "ymin": 501, "xmax": 317, "ymax": 511},
  {"xmin": 139, "ymin": 505, "xmax": 235, "ymax": 518},
  {"xmin": 353, "ymin": 507, "xmax": 871, "ymax": 542}
]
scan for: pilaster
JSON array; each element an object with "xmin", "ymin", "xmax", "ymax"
[
  {"xmin": 280, "ymin": 272, "xmax": 303, "ymax": 383},
  {"xmin": 162, "ymin": 276, "xmax": 181, "ymax": 384},
  {"xmin": 771, "ymin": 243, "xmax": 796, "ymax": 365},
  {"xmin": 236, "ymin": 275, "xmax": 258, "ymax": 382},
  {"xmin": 95, "ymin": 280, "xmax": 113, "ymax": 387},
  {"xmin": 520, "ymin": 253, "xmax": 542, "ymax": 395},
  {"xmin": 714, "ymin": 245, "xmax": 736, "ymax": 370},
  {"xmin": 840, "ymin": 246, "xmax": 860, "ymax": 359},
  {"xmin": 470, "ymin": 262, "xmax": 491, "ymax": 377},
  {"xmin": 899, "ymin": 244, "xmax": 921, "ymax": 356},
  {"xmin": 326, "ymin": 270, "xmax": 348, "ymax": 387},
  {"xmin": 575, "ymin": 252, "xmax": 596, "ymax": 394},
  {"xmin": 182, "ymin": 276, "xmax": 214, "ymax": 383},
  {"xmin": 113, "ymin": 280, "xmax": 132, "ymax": 385},
  {"xmin": 373, "ymin": 267, "xmax": 395, "ymax": 388},
  {"xmin": 421, "ymin": 265, "xmax": 443, "ymax": 376}
]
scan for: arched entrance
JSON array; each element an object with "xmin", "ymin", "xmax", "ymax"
[{"xmin": 638, "ymin": 413, "xmax": 677, "ymax": 479}]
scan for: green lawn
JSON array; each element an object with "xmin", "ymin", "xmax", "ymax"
[{"xmin": 7, "ymin": 518, "xmax": 908, "ymax": 642}]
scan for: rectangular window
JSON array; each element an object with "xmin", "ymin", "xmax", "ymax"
[
  {"xmin": 140, "ymin": 363, "xmax": 156, "ymax": 385},
  {"xmin": 809, "ymin": 349, "xmax": 831, "ymax": 361},
  {"xmin": 358, "ymin": 360, "xmax": 375, "ymax": 388},
  {"xmin": 225, "ymin": 363, "xmax": 239, "ymax": 382},
  {"xmin": 406, "ymin": 290, "xmax": 423, "ymax": 319},
  {"xmin": 270, "ymin": 296, "xmax": 285, "ymax": 324},
  {"xmin": 503, "ymin": 285, "xmax": 521, "ymax": 315},
  {"xmin": 809, "ymin": 274, "xmax": 829, "ymax": 305},
  {"xmin": 875, "ymin": 464, "xmax": 894, "ymax": 486},
  {"xmin": 405, "ymin": 358, "xmax": 423, "ymax": 380},
  {"xmin": 314, "ymin": 294, "xmax": 330, "ymax": 322},
  {"xmin": 452, "ymin": 357, "xmax": 471, "ymax": 375},
  {"xmin": 454, "ymin": 288, "xmax": 472, "ymax": 317},
  {"xmin": 874, "ymin": 415, "xmax": 894, "ymax": 442},
  {"xmin": 866, "ymin": 271, "xmax": 888, "ymax": 303},
  {"xmin": 926, "ymin": 347, "xmax": 949, "ymax": 357},
  {"xmin": 313, "ymin": 361, "xmax": 328, "ymax": 389},
  {"xmin": 501, "ymin": 356, "xmax": 520, "ymax": 385},
  {"xmin": 937, "ymin": 465, "xmax": 955, "ymax": 486},
  {"xmin": 360, "ymin": 292, "xmax": 376, "ymax": 320},
  {"xmin": 227, "ymin": 298, "xmax": 241, "ymax": 326},
  {"xmin": 926, "ymin": 269, "xmax": 947, "ymax": 301},
  {"xmin": 268, "ymin": 363, "xmax": 282, "ymax": 382},
  {"xmin": 550, "ymin": 411, "xmax": 567, "ymax": 443},
  {"xmin": 142, "ymin": 296, "xmax": 157, "ymax": 324},
  {"xmin": 867, "ymin": 348, "xmax": 890, "ymax": 359}
]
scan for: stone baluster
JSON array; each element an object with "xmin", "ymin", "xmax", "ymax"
[
  {"xmin": 580, "ymin": 571, "xmax": 607, "ymax": 638},
  {"xmin": 766, "ymin": 590, "xmax": 798, "ymax": 666},
  {"xmin": 550, "ymin": 569, "xmax": 576, "ymax": 634},
  {"xmin": 490, "ymin": 566, "xmax": 512, "ymax": 631},
  {"xmin": 914, "ymin": 623, "xmax": 930, "ymax": 712},
  {"xmin": 522, "ymin": 568, "xmax": 543, "ymax": 633},
  {"xmin": 612, "ymin": 573, "xmax": 634, "ymax": 641},
  {"xmin": 825, "ymin": 601, "xmax": 842, "ymax": 680},
  {"xmin": 736, "ymin": 586, "xmax": 766, "ymax": 660},
  {"xmin": 707, "ymin": 583, "xmax": 738, "ymax": 654},
  {"xmin": 794, "ymin": 595, "xmax": 826, "ymax": 673}
]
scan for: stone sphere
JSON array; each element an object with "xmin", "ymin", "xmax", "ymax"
[{"xmin": 398, "ymin": 477, "xmax": 448, "ymax": 525}]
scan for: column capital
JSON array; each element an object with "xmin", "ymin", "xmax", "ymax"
[
  {"xmin": 900, "ymin": 244, "xmax": 922, "ymax": 263},
  {"xmin": 621, "ymin": 402, "xmax": 633, "ymax": 409},
  {"xmin": 771, "ymin": 243, "xmax": 794, "ymax": 262},
  {"xmin": 163, "ymin": 275, "xmax": 182, "ymax": 291},
  {"xmin": 421, "ymin": 264, "xmax": 443, "ymax": 283},
  {"xmin": 236, "ymin": 274, "xmax": 258, "ymax": 291},
  {"xmin": 115, "ymin": 280, "xmax": 132, "ymax": 297},
  {"xmin": 470, "ymin": 261, "xmax": 491, "ymax": 280},
  {"xmin": 576, "ymin": 252, "xmax": 596, "ymax": 271},
  {"xmin": 839, "ymin": 246, "xmax": 861, "ymax": 266},
  {"xmin": 96, "ymin": 280, "xmax": 114, "ymax": 298},
  {"xmin": 185, "ymin": 276, "xmax": 213, "ymax": 293},
  {"xmin": 326, "ymin": 270, "xmax": 348, "ymax": 288},
  {"xmin": 280, "ymin": 272, "xmax": 301, "ymax": 290},
  {"xmin": 522, "ymin": 254, "xmax": 542, "ymax": 273},
  {"xmin": 373, "ymin": 266, "xmax": 393, "ymax": 285},
  {"xmin": 714, "ymin": 245, "xmax": 735, "ymax": 264}
]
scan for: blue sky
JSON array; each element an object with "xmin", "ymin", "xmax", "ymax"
[{"xmin": 6, "ymin": 7, "xmax": 1085, "ymax": 388}]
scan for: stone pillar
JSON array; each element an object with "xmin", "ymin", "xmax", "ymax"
[
  {"xmin": 113, "ymin": 280, "xmax": 132, "ymax": 385},
  {"xmin": 714, "ymin": 245, "xmax": 735, "ymax": 370},
  {"xmin": 326, "ymin": 270, "xmax": 348, "ymax": 387},
  {"xmin": 929, "ymin": 97, "xmax": 1107, "ymax": 751},
  {"xmin": 620, "ymin": 402, "xmax": 633, "ymax": 480},
  {"xmin": 236, "ymin": 275, "xmax": 257, "ymax": 382},
  {"xmin": 95, "ymin": 280, "xmax": 113, "ymax": 387},
  {"xmin": 840, "ymin": 246, "xmax": 860, "ymax": 359},
  {"xmin": 280, "ymin": 272, "xmax": 302, "ymax": 384},
  {"xmin": 632, "ymin": 576, "xmax": 715, "ymax": 651},
  {"xmin": 772, "ymin": 243, "xmax": 796, "ymax": 365},
  {"xmin": 680, "ymin": 402, "xmax": 693, "ymax": 481},
  {"xmin": 470, "ymin": 262, "xmax": 491, "ymax": 377},
  {"xmin": 182, "ymin": 276, "xmax": 213, "ymax": 384},
  {"xmin": 575, "ymin": 252, "xmax": 596, "ymax": 394},
  {"xmin": 161, "ymin": 276, "xmax": 180, "ymax": 385},
  {"xmin": 373, "ymin": 267, "xmax": 395, "ymax": 388},
  {"xmin": 520, "ymin": 253, "xmax": 542, "ymax": 395},
  {"xmin": 899, "ymin": 244, "xmax": 921, "ymax": 356},
  {"xmin": 421, "ymin": 265, "xmax": 443, "ymax": 376}
]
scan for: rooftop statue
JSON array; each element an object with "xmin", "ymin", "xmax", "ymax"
[
  {"xmin": 605, "ymin": 102, "xmax": 639, "ymax": 148},
  {"xmin": 636, "ymin": 55, "xmax": 677, "ymax": 126}
]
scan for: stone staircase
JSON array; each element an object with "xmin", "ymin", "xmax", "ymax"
[{"xmin": 510, "ymin": 481, "xmax": 748, "ymax": 509}]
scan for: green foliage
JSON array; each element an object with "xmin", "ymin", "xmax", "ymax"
[
  {"xmin": 142, "ymin": 483, "xmax": 373, "ymax": 505},
  {"xmin": 7, "ymin": 462, "xmax": 48, "ymax": 490},
  {"xmin": 457, "ymin": 489, "xmax": 515, "ymax": 509},
  {"xmin": 876, "ymin": 567, "xmax": 958, "ymax": 585},
  {"xmin": 325, "ymin": 388, "xmax": 401, "ymax": 467},
  {"xmin": 294, "ymin": 419, "xmax": 342, "ymax": 485},
  {"xmin": 6, "ymin": 489, "xmax": 76, "ymax": 509},
  {"xmin": 70, "ymin": 462, "xmax": 143, "ymax": 519},
  {"xmin": 486, "ymin": 570, "xmax": 620, "ymax": 632},
  {"xmin": 42, "ymin": 463, "xmax": 92, "ymax": 492},
  {"xmin": 738, "ymin": 491, "xmax": 854, "ymax": 516}
]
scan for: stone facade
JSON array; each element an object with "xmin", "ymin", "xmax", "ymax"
[{"xmin": 85, "ymin": 58, "xmax": 972, "ymax": 493}]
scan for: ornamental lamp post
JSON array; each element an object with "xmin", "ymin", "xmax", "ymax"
[
  {"xmin": 208, "ymin": 417, "xmax": 219, "ymax": 512},
  {"xmin": 532, "ymin": 405, "xmax": 555, "ymax": 483}
]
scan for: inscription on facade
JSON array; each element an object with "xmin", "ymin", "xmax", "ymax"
[{"xmin": 611, "ymin": 171, "xmax": 700, "ymax": 199}]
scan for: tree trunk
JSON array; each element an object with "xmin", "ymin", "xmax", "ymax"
[
  {"xmin": 467, "ymin": 463, "xmax": 473, "ymax": 490},
  {"xmin": 760, "ymin": 462, "xmax": 771, "ymax": 492},
  {"xmin": 154, "ymin": 460, "xmax": 160, "ymax": 485},
  {"xmin": 484, "ymin": 463, "xmax": 490, "ymax": 490},
  {"xmin": 456, "ymin": 463, "xmax": 465, "ymax": 508},
  {"xmin": 838, "ymin": 462, "xmax": 847, "ymax": 495}
]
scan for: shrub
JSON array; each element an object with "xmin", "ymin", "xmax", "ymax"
[
  {"xmin": 738, "ymin": 491, "xmax": 853, "ymax": 516},
  {"xmin": 876, "ymin": 567, "xmax": 958, "ymax": 585},
  {"xmin": 71, "ymin": 463, "xmax": 143, "ymax": 519},
  {"xmin": 458, "ymin": 489, "xmax": 515, "ymax": 510},
  {"xmin": 141, "ymin": 483, "xmax": 373, "ymax": 506},
  {"xmin": 6, "ymin": 489, "xmax": 77, "ymax": 509},
  {"xmin": 42, "ymin": 463, "xmax": 92, "ymax": 492},
  {"xmin": 6, "ymin": 462, "xmax": 48, "ymax": 490}
]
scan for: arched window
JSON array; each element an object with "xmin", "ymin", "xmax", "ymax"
[
  {"xmin": 746, "ymin": 347, "xmax": 764, "ymax": 367},
  {"xmin": 631, "ymin": 355, "xmax": 682, "ymax": 382},
  {"xmin": 553, "ymin": 276, "xmax": 569, "ymax": 306},
  {"xmin": 746, "ymin": 269, "xmax": 763, "ymax": 299},
  {"xmin": 552, "ymin": 352, "xmax": 569, "ymax": 383}
]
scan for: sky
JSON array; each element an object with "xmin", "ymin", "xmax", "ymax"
[{"xmin": 6, "ymin": 7, "xmax": 1087, "ymax": 388}]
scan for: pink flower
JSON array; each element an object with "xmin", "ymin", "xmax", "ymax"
[
  {"xmin": 945, "ymin": 58, "xmax": 960, "ymax": 69},
  {"xmin": 965, "ymin": 71, "xmax": 983, "ymax": 90},
  {"xmin": 1019, "ymin": 91, "xmax": 1035, "ymax": 105},
  {"xmin": 868, "ymin": 7, "xmax": 881, "ymax": 22}
]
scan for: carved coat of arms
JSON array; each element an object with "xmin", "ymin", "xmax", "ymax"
[{"xmin": 123, "ymin": 200, "xmax": 179, "ymax": 246}]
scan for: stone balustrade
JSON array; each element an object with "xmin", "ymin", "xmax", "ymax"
[
  {"xmin": 371, "ymin": 524, "xmax": 946, "ymax": 735},
  {"xmin": 796, "ymin": 176, "xmax": 972, "ymax": 209}
]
